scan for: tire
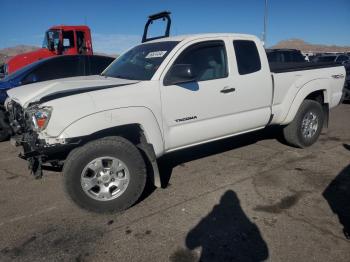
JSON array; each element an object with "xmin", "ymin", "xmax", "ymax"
[
  {"xmin": 343, "ymin": 87, "xmax": 350, "ymax": 103},
  {"xmin": 63, "ymin": 136, "xmax": 147, "ymax": 213},
  {"xmin": 0, "ymin": 110, "xmax": 11, "ymax": 142},
  {"xmin": 283, "ymin": 99, "xmax": 324, "ymax": 148}
]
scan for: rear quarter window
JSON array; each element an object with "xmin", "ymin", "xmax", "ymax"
[{"xmin": 233, "ymin": 40, "xmax": 261, "ymax": 75}]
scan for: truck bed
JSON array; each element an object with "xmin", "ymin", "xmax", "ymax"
[{"xmin": 269, "ymin": 61, "xmax": 341, "ymax": 73}]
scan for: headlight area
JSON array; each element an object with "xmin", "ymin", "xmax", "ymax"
[{"xmin": 28, "ymin": 107, "xmax": 52, "ymax": 131}]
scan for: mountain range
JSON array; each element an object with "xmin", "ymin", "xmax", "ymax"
[{"xmin": 270, "ymin": 39, "xmax": 350, "ymax": 53}]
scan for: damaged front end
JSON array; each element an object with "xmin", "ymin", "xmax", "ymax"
[
  {"xmin": 7, "ymin": 100, "xmax": 75, "ymax": 179},
  {"xmin": 7, "ymin": 100, "xmax": 51, "ymax": 178}
]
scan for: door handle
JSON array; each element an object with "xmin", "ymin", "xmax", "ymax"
[{"xmin": 220, "ymin": 87, "xmax": 236, "ymax": 94}]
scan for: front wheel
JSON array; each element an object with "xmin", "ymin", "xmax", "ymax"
[
  {"xmin": 283, "ymin": 100, "xmax": 324, "ymax": 148},
  {"xmin": 63, "ymin": 136, "xmax": 147, "ymax": 213}
]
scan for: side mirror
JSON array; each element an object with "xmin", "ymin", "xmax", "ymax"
[{"xmin": 164, "ymin": 64, "xmax": 196, "ymax": 86}]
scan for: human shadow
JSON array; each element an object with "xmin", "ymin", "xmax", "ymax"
[
  {"xmin": 323, "ymin": 158, "xmax": 350, "ymax": 240},
  {"xmin": 184, "ymin": 190, "xmax": 269, "ymax": 262},
  {"xmin": 158, "ymin": 126, "xmax": 285, "ymax": 188},
  {"xmin": 343, "ymin": 143, "xmax": 350, "ymax": 151}
]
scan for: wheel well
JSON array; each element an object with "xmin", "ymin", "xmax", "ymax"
[
  {"xmin": 83, "ymin": 124, "xmax": 146, "ymax": 145},
  {"xmin": 305, "ymin": 90, "xmax": 329, "ymax": 128},
  {"xmin": 305, "ymin": 90, "xmax": 324, "ymax": 104},
  {"xmin": 45, "ymin": 124, "xmax": 146, "ymax": 162}
]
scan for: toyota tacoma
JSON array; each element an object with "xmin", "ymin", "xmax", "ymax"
[{"xmin": 5, "ymin": 13, "xmax": 346, "ymax": 213}]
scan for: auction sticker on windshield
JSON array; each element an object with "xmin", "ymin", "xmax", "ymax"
[{"xmin": 145, "ymin": 51, "xmax": 167, "ymax": 58}]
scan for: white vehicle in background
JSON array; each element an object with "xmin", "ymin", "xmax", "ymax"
[
  {"xmin": 5, "ymin": 12, "xmax": 346, "ymax": 213},
  {"xmin": 315, "ymin": 54, "xmax": 350, "ymax": 64}
]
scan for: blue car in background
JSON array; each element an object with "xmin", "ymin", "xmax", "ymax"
[{"xmin": 0, "ymin": 55, "xmax": 114, "ymax": 141}]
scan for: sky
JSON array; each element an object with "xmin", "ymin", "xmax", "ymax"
[{"xmin": 0, "ymin": 0, "xmax": 349, "ymax": 54}]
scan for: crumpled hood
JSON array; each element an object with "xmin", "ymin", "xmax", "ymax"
[{"xmin": 6, "ymin": 75, "xmax": 139, "ymax": 108}]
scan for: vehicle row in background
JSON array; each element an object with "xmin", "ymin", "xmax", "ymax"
[
  {"xmin": 266, "ymin": 48, "xmax": 350, "ymax": 65},
  {"xmin": 266, "ymin": 49, "xmax": 349, "ymax": 101},
  {"xmin": 266, "ymin": 49, "xmax": 306, "ymax": 63},
  {"xmin": 0, "ymin": 25, "xmax": 93, "ymax": 77},
  {"xmin": 309, "ymin": 53, "xmax": 350, "ymax": 64},
  {"xmin": 0, "ymin": 55, "xmax": 114, "ymax": 141}
]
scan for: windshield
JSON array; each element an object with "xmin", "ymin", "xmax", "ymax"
[
  {"xmin": 317, "ymin": 56, "xmax": 336, "ymax": 62},
  {"xmin": 42, "ymin": 30, "xmax": 60, "ymax": 49},
  {"xmin": 102, "ymin": 41, "xmax": 179, "ymax": 80}
]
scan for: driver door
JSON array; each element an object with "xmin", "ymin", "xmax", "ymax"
[{"xmin": 160, "ymin": 39, "xmax": 237, "ymax": 151}]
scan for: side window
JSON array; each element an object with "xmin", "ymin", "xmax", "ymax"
[
  {"xmin": 267, "ymin": 52, "xmax": 282, "ymax": 63},
  {"xmin": 233, "ymin": 40, "xmax": 261, "ymax": 75},
  {"xmin": 23, "ymin": 57, "xmax": 82, "ymax": 84},
  {"xmin": 88, "ymin": 56, "xmax": 114, "ymax": 75},
  {"xmin": 76, "ymin": 31, "xmax": 87, "ymax": 54},
  {"xmin": 62, "ymin": 31, "xmax": 74, "ymax": 50},
  {"xmin": 336, "ymin": 55, "xmax": 348, "ymax": 62},
  {"xmin": 170, "ymin": 41, "xmax": 228, "ymax": 82}
]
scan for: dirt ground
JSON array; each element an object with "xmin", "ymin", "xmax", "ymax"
[{"xmin": 0, "ymin": 104, "xmax": 349, "ymax": 262}]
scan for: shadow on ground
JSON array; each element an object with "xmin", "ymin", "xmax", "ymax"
[
  {"xmin": 170, "ymin": 190, "xmax": 269, "ymax": 262},
  {"xmin": 158, "ymin": 126, "xmax": 285, "ymax": 187},
  {"xmin": 323, "ymin": 145, "xmax": 350, "ymax": 240}
]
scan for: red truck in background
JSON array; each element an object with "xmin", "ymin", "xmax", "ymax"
[{"xmin": 2, "ymin": 25, "xmax": 93, "ymax": 75}]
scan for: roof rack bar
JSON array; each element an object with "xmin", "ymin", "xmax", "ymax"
[{"xmin": 142, "ymin": 11, "xmax": 171, "ymax": 43}]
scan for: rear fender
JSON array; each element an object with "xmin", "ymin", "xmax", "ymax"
[{"xmin": 281, "ymin": 79, "xmax": 330, "ymax": 125}]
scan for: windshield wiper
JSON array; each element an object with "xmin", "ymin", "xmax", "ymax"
[{"xmin": 103, "ymin": 74, "xmax": 138, "ymax": 80}]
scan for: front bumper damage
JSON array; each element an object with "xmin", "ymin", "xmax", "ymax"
[
  {"xmin": 12, "ymin": 132, "xmax": 44, "ymax": 178},
  {"xmin": 7, "ymin": 100, "xmax": 79, "ymax": 178},
  {"xmin": 11, "ymin": 133, "xmax": 81, "ymax": 179}
]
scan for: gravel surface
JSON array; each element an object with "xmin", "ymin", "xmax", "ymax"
[{"xmin": 0, "ymin": 104, "xmax": 349, "ymax": 262}]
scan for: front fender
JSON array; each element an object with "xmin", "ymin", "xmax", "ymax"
[{"xmin": 58, "ymin": 107, "xmax": 164, "ymax": 156}]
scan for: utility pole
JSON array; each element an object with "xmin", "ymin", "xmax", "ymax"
[{"xmin": 262, "ymin": 0, "xmax": 268, "ymax": 46}]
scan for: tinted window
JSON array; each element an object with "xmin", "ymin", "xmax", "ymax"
[
  {"xmin": 285, "ymin": 51, "xmax": 305, "ymax": 62},
  {"xmin": 76, "ymin": 31, "xmax": 87, "ymax": 55},
  {"xmin": 317, "ymin": 56, "xmax": 336, "ymax": 62},
  {"xmin": 168, "ymin": 41, "xmax": 228, "ymax": 82},
  {"xmin": 62, "ymin": 31, "xmax": 74, "ymax": 50},
  {"xmin": 23, "ymin": 56, "xmax": 83, "ymax": 84},
  {"xmin": 336, "ymin": 55, "xmax": 349, "ymax": 62},
  {"xmin": 233, "ymin": 40, "xmax": 261, "ymax": 75},
  {"xmin": 87, "ymin": 56, "xmax": 114, "ymax": 75},
  {"xmin": 267, "ymin": 51, "xmax": 282, "ymax": 62},
  {"xmin": 103, "ymin": 41, "xmax": 179, "ymax": 80}
]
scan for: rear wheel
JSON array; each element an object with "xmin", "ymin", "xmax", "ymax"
[
  {"xmin": 63, "ymin": 136, "xmax": 147, "ymax": 213},
  {"xmin": 283, "ymin": 100, "xmax": 324, "ymax": 148},
  {"xmin": 343, "ymin": 86, "xmax": 350, "ymax": 102},
  {"xmin": 0, "ymin": 110, "xmax": 11, "ymax": 142}
]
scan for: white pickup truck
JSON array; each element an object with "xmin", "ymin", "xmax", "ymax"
[{"xmin": 5, "ymin": 29, "xmax": 346, "ymax": 212}]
